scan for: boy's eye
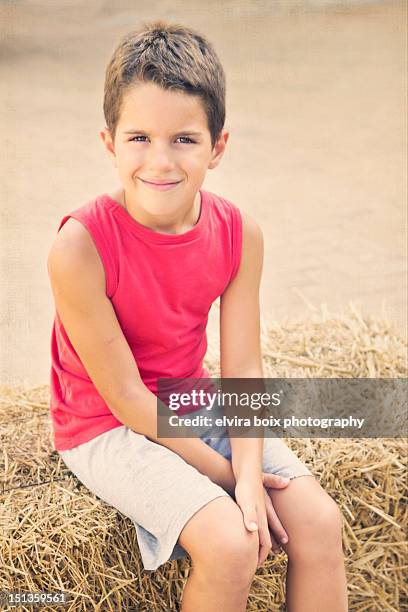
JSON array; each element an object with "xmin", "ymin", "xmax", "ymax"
[
  {"xmin": 176, "ymin": 136, "xmax": 195, "ymax": 144},
  {"xmin": 129, "ymin": 135, "xmax": 195, "ymax": 144}
]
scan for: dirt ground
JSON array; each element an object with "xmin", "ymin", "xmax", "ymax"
[{"xmin": 1, "ymin": 0, "xmax": 406, "ymax": 386}]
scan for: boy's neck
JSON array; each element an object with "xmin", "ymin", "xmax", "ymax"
[{"xmin": 109, "ymin": 188, "xmax": 202, "ymax": 236}]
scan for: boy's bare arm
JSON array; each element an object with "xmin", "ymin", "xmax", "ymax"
[
  {"xmin": 47, "ymin": 218, "xmax": 236, "ymax": 495},
  {"xmin": 220, "ymin": 210, "xmax": 265, "ymax": 479}
]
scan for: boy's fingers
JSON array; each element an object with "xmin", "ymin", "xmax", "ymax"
[
  {"xmin": 245, "ymin": 514, "xmax": 259, "ymax": 532},
  {"xmin": 240, "ymin": 503, "xmax": 259, "ymax": 532},
  {"xmin": 257, "ymin": 518, "xmax": 272, "ymax": 567},
  {"xmin": 263, "ymin": 489, "xmax": 289, "ymax": 544},
  {"xmin": 258, "ymin": 544, "xmax": 271, "ymax": 567},
  {"xmin": 263, "ymin": 472, "xmax": 291, "ymax": 489},
  {"xmin": 265, "ymin": 501, "xmax": 288, "ymax": 544}
]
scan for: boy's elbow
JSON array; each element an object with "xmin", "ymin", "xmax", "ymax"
[{"xmin": 108, "ymin": 383, "xmax": 148, "ymax": 418}]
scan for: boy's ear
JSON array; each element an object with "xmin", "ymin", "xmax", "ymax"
[
  {"xmin": 100, "ymin": 127, "xmax": 117, "ymax": 167},
  {"xmin": 208, "ymin": 129, "xmax": 229, "ymax": 170}
]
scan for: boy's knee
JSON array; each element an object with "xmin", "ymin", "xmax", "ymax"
[
  {"xmin": 289, "ymin": 495, "xmax": 344, "ymax": 564},
  {"xmin": 192, "ymin": 510, "xmax": 259, "ymax": 586},
  {"xmin": 315, "ymin": 496, "xmax": 343, "ymax": 541}
]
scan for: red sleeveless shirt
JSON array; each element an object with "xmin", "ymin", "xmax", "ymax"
[{"xmin": 50, "ymin": 189, "xmax": 243, "ymax": 450}]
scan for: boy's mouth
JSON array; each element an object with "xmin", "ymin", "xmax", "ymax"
[{"xmin": 139, "ymin": 177, "xmax": 183, "ymax": 191}]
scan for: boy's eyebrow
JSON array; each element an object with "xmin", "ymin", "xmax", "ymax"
[{"xmin": 123, "ymin": 128, "xmax": 204, "ymax": 136}]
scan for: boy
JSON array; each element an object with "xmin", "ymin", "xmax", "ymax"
[{"xmin": 48, "ymin": 21, "xmax": 348, "ymax": 611}]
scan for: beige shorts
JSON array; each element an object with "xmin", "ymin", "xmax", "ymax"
[{"xmin": 60, "ymin": 408, "xmax": 314, "ymax": 571}]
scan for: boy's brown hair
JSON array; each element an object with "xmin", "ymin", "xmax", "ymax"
[{"xmin": 103, "ymin": 20, "xmax": 226, "ymax": 148}]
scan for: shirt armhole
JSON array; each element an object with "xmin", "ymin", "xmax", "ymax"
[
  {"xmin": 57, "ymin": 214, "xmax": 118, "ymax": 299},
  {"xmin": 229, "ymin": 204, "xmax": 243, "ymax": 283}
]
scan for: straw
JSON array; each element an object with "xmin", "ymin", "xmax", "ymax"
[{"xmin": 0, "ymin": 304, "xmax": 406, "ymax": 610}]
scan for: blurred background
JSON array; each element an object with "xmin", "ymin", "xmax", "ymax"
[{"xmin": 1, "ymin": 0, "xmax": 406, "ymax": 386}]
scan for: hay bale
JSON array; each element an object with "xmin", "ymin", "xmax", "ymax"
[{"xmin": 1, "ymin": 304, "xmax": 406, "ymax": 611}]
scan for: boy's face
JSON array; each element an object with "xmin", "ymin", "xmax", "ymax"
[{"xmin": 100, "ymin": 81, "xmax": 228, "ymax": 217}]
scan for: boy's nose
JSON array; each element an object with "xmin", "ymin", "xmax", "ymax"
[{"xmin": 146, "ymin": 144, "xmax": 175, "ymax": 171}]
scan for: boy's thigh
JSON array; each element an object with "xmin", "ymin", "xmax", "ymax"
[
  {"xmin": 266, "ymin": 474, "xmax": 342, "ymax": 555},
  {"xmin": 59, "ymin": 426, "xmax": 230, "ymax": 535},
  {"xmin": 261, "ymin": 438, "xmax": 341, "ymax": 540},
  {"xmin": 267, "ymin": 471, "xmax": 328, "ymax": 518}
]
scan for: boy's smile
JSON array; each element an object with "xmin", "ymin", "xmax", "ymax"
[
  {"xmin": 101, "ymin": 82, "xmax": 228, "ymax": 235},
  {"xmin": 139, "ymin": 178, "xmax": 182, "ymax": 191}
]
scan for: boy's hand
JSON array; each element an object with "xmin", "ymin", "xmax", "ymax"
[
  {"xmin": 262, "ymin": 472, "xmax": 291, "ymax": 555},
  {"xmin": 234, "ymin": 473, "xmax": 291, "ymax": 568},
  {"xmin": 234, "ymin": 477, "xmax": 271, "ymax": 568}
]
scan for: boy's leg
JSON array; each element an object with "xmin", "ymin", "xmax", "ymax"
[
  {"xmin": 178, "ymin": 495, "xmax": 259, "ymax": 612},
  {"xmin": 267, "ymin": 475, "xmax": 348, "ymax": 612}
]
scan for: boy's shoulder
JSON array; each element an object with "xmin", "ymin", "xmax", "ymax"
[
  {"xmin": 50, "ymin": 194, "xmax": 107, "ymax": 255},
  {"xmin": 55, "ymin": 193, "xmax": 110, "ymax": 232},
  {"xmin": 204, "ymin": 188, "xmax": 261, "ymax": 235},
  {"xmin": 204, "ymin": 188, "xmax": 238, "ymax": 209},
  {"xmin": 203, "ymin": 188, "xmax": 242, "ymax": 223},
  {"xmin": 49, "ymin": 218, "xmax": 99, "ymax": 273}
]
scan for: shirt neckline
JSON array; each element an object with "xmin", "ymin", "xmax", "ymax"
[{"xmin": 100, "ymin": 188, "xmax": 208, "ymax": 245}]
